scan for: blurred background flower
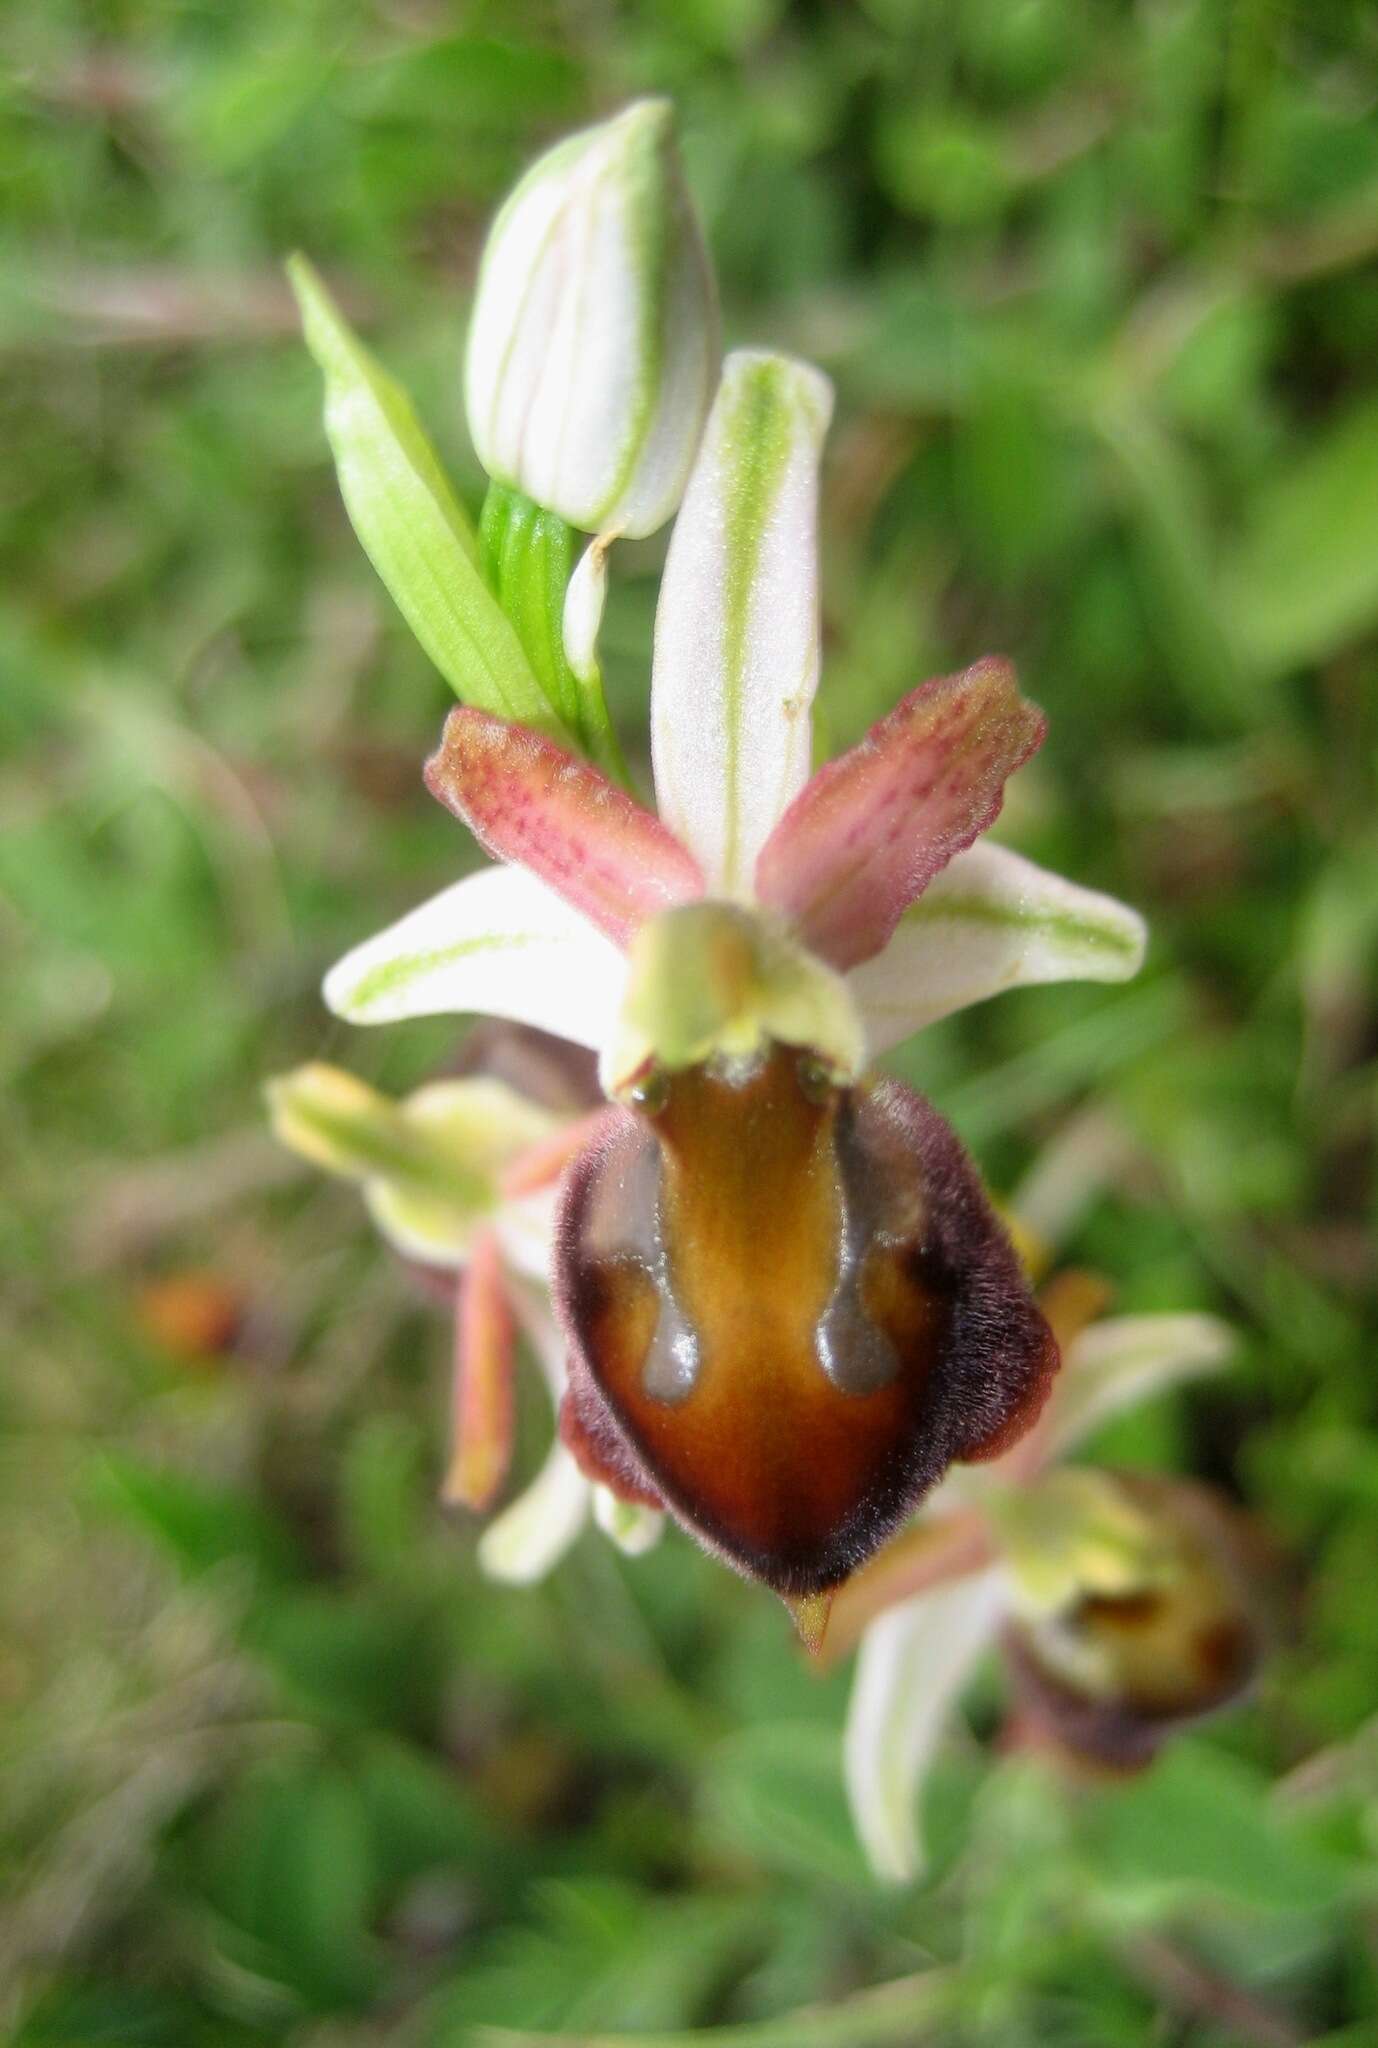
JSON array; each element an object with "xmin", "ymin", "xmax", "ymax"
[{"xmin": 3, "ymin": 3, "xmax": 1377, "ymax": 2043}]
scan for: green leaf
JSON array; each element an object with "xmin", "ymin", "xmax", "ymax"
[
  {"xmin": 1222, "ymin": 397, "xmax": 1378, "ymax": 674},
  {"xmin": 433, "ymin": 1881, "xmax": 766, "ymax": 2038},
  {"xmin": 353, "ymin": 1736, "xmax": 520, "ymax": 1891},
  {"xmin": 250, "ymin": 1590, "xmax": 443, "ymax": 1731},
  {"xmin": 90, "ymin": 1453, "xmax": 301, "ymax": 1585},
  {"xmin": 698, "ymin": 1722, "xmax": 874, "ymax": 1889},
  {"xmin": 200, "ymin": 1758, "xmax": 380, "ymax": 2009},
  {"xmin": 287, "ymin": 256, "xmax": 566, "ymax": 739},
  {"xmin": 1086, "ymin": 1741, "xmax": 1351, "ymax": 1916}
]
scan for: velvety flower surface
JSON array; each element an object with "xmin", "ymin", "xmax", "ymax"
[{"xmin": 556, "ymin": 1052, "xmax": 1056, "ymax": 1596}]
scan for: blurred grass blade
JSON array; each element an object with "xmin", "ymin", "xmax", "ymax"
[
  {"xmin": 288, "ymin": 255, "xmax": 568, "ymax": 739},
  {"xmin": 467, "ymin": 1972, "xmax": 955, "ymax": 2047},
  {"xmin": 1222, "ymin": 396, "xmax": 1378, "ymax": 674},
  {"xmin": 1096, "ymin": 406, "xmax": 1254, "ymax": 727}
]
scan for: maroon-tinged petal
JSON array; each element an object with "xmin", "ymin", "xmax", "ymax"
[
  {"xmin": 450, "ymin": 1019, "xmax": 602, "ymax": 1114},
  {"xmin": 442, "ymin": 1229, "xmax": 515, "ymax": 1511},
  {"xmin": 820, "ymin": 1509, "xmax": 996, "ymax": 1669},
  {"xmin": 424, "ymin": 706, "xmax": 704, "ymax": 948},
  {"xmin": 553, "ymin": 1048, "xmax": 1058, "ymax": 1597},
  {"xmin": 754, "ymin": 659, "xmax": 1046, "ymax": 973}
]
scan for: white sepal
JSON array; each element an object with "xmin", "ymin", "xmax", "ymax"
[
  {"xmin": 844, "ymin": 1568, "xmax": 1006, "ymax": 1885},
  {"xmin": 593, "ymin": 1487, "xmax": 665, "ymax": 1555},
  {"xmin": 464, "ymin": 100, "xmax": 717, "ymax": 538},
  {"xmin": 848, "ymin": 841, "xmax": 1147, "ymax": 1052},
  {"xmin": 323, "ymin": 863, "xmax": 626, "ymax": 1048},
  {"xmin": 478, "ymin": 1443, "xmax": 590, "ymax": 1585},
  {"xmin": 651, "ymin": 350, "xmax": 833, "ymax": 896},
  {"xmin": 477, "ymin": 1281, "xmax": 591, "ymax": 1583},
  {"xmin": 1046, "ymin": 1313, "xmax": 1236, "ymax": 1459}
]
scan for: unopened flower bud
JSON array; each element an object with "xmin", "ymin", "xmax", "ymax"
[{"xmin": 464, "ymin": 99, "xmax": 718, "ymax": 538}]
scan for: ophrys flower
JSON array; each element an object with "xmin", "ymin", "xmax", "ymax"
[
  {"xmin": 287, "ymin": 96, "xmax": 1150, "ymax": 1627},
  {"xmin": 322, "ymin": 339, "xmax": 1146, "ymax": 1617}
]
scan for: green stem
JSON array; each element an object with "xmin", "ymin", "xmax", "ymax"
[
  {"xmin": 478, "ymin": 482, "xmax": 630, "ymax": 787},
  {"xmin": 465, "ymin": 1969, "xmax": 956, "ymax": 2048}
]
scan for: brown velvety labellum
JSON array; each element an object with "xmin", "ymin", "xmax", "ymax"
[{"xmin": 555, "ymin": 1047, "xmax": 1058, "ymax": 1595}]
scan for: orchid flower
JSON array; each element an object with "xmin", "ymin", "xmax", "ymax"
[
  {"xmin": 832, "ymin": 1158, "xmax": 1261, "ymax": 1885},
  {"xmin": 290, "ymin": 101, "xmax": 1148, "ymax": 1636},
  {"xmin": 322, "ymin": 349, "xmax": 1146, "ymax": 1624}
]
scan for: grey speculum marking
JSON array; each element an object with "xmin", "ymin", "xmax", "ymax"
[
  {"xmin": 814, "ymin": 1099, "xmax": 905, "ymax": 1396},
  {"xmin": 628, "ymin": 1087, "xmax": 917, "ymax": 1408}
]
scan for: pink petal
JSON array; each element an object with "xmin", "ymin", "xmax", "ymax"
[
  {"xmin": 425, "ymin": 708, "xmax": 704, "ymax": 948},
  {"xmin": 442, "ymin": 1229, "xmax": 515, "ymax": 1513},
  {"xmin": 754, "ymin": 659, "xmax": 1046, "ymax": 972}
]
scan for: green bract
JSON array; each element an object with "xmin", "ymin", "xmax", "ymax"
[{"xmin": 288, "ymin": 255, "xmax": 571, "ymax": 743}]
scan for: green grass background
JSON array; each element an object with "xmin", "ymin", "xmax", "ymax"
[{"xmin": 3, "ymin": 1, "xmax": 1377, "ymax": 2041}]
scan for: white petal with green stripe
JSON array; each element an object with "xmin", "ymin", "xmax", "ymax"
[
  {"xmin": 464, "ymin": 99, "xmax": 717, "ymax": 540},
  {"xmin": 323, "ymin": 863, "xmax": 626, "ymax": 1047},
  {"xmin": 844, "ymin": 1568, "xmax": 1006, "ymax": 1884},
  {"xmin": 1047, "ymin": 1313, "xmax": 1236, "ymax": 1459},
  {"xmin": 849, "ymin": 841, "xmax": 1147, "ymax": 1052},
  {"xmin": 651, "ymin": 349, "xmax": 833, "ymax": 896},
  {"xmin": 289, "ymin": 257, "xmax": 561, "ymax": 738}
]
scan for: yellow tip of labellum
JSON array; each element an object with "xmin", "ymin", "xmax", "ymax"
[{"xmin": 784, "ymin": 1588, "xmax": 835, "ymax": 1657}]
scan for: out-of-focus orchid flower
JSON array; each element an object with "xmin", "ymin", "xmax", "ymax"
[
  {"xmin": 266, "ymin": 1050, "xmax": 661, "ymax": 1568},
  {"xmin": 323, "ymin": 345, "xmax": 1146, "ymax": 1622},
  {"xmin": 1001, "ymin": 1468, "xmax": 1264, "ymax": 1773},
  {"xmin": 464, "ymin": 99, "xmax": 717, "ymax": 542},
  {"xmin": 266, "ymin": 1060, "xmax": 561, "ymax": 1282},
  {"xmin": 834, "ymin": 1234, "xmax": 1261, "ymax": 1885}
]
